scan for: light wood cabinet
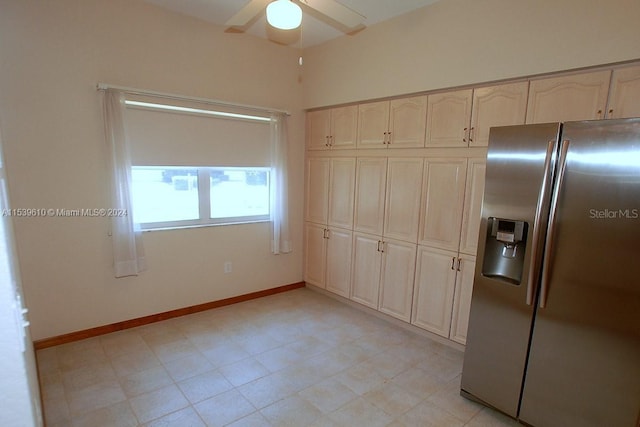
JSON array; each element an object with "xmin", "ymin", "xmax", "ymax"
[
  {"xmin": 353, "ymin": 158, "xmax": 387, "ymax": 235},
  {"xmin": 379, "ymin": 239, "xmax": 417, "ymax": 322},
  {"xmin": 459, "ymin": 158, "xmax": 486, "ymax": 256},
  {"xmin": 450, "ymin": 254, "xmax": 475, "ymax": 345},
  {"xmin": 305, "ymin": 158, "xmax": 330, "ymax": 224},
  {"xmin": 305, "ymin": 157, "xmax": 355, "ymax": 229},
  {"xmin": 350, "ymin": 233, "xmax": 417, "ymax": 322},
  {"xmin": 607, "ymin": 65, "xmax": 640, "ymax": 119},
  {"xmin": 350, "ymin": 232, "xmax": 383, "ymax": 309},
  {"xmin": 307, "ymin": 106, "xmax": 357, "ymax": 150},
  {"xmin": 470, "ymin": 82, "xmax": 529, "ymax": 147},
  {"xmin": 383, "ymin": 158, "xmax": 424, "ymax": 243},
  {"xmin": 304, "ymin": 224, "xmax": 353, "ymax": 295},
  {"xmin": 304, "ymin": 223, "xmax": 327, "ymax": 288},
  {"xmin": 327, "ymin": 158, "xmax": 356, "ymax": 229},
  {"xmin": 418, "ymin": 158, "xmax": 468, "ymax": 251},
  {"xmin": 425, "ymin": 89, "xmax": 473, "ymax": 147},
  {"xmin": 325, "ymin": 228, "xmax": 353, "ymax": 298},
  {"xmin": 526, "ymin": 70, "xmax": 611, "ymax": 124},
  {"xmin": 411, "ymin": 246, "xmax": 475, "ymax": 344},
  {"xmin": 412, "ymin": 246, "xmax": 457, "ymax": 337},
  {"xmin": 358, "ymin": 96, "xmax": 427, "ymax": 148}
]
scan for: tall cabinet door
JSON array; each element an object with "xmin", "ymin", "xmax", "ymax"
[
  {"xmin": 388, "ymin": 96, "xmax": 427, "ymax": 148},
  {"xmin": 459, "ymin": 158, "xmax": 486, "ymax": 256},
  {"xmin": 470, "ymin": 82, "xmax": 528, "ymax": 147},
  {"xmin": 418, "ymin": 158, "xmax": 468, "ymax": 251},
  {"xmin": 304, "ymin": 223, "xmax": 327, "ymax": 288},
  {"xmin": 425, "ymin": 89, "xmax": 473, "ymax": 147},
  {"xmin": 305, "ymin": 158, "xmax": 330, "ymax": 224},
  {"xmin": 353, "ymin": 158, "xmax": 387, "ymax": 235},
  {"xmin": 357, "ymin": 101, "xmax": 389, "ymax": 148},
  {"xmin": 379, "ymin": 239, "xmax": 417, "ymax": 322},
  {"xmin": 411, "ymin": 246, "xmax": 458, "ymax": 337},
  {"xmin": 383, "ymin": 158, "xmax": 424, "ymax": 243},
  {"xmin": 350, "ymin": 233, "xmax": 382, "ymax": 309},
  {"xmin": 325, "ymin": 228, "xmax": 353, "ymax": 298},
  {"xmin": 606, "ymin": 65, "xmax": 640, "ymax": 119},
  {"xmin": 327, "ymin": 158, "xmax": 356, "ymax": 229},
  {"xmin": 526, "ymin": 70, "xmax": 611, "ymax": 123},
  {"xmin": 450, "ymin": 254, "xmax": 475, "ymax": 345}
]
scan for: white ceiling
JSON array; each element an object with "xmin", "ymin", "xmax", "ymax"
[{"xmin": 142, "ymin": 0, "xmax": 441, "ymax": 48}]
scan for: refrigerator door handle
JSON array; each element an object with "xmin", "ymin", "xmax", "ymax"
[
  {"xmin": 539, "ymin": 139, "xmax": 571, "ymax": 309},
  {"xmin": 526, "ymin": 139, "xmax": 557, "ymax": 305}
]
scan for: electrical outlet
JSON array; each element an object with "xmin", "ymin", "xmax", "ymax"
[{"xmin": 224, "ymin": 261, "xmax": 232, "ymax": 274}]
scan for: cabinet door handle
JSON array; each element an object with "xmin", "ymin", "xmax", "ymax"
[
  {"xmin": 463, "ymin": 127, "xmax": 468, "ymax": 143},
  {"xmin": 325, "ymin": 136, "xmax": 330, "ymax": 147},
  {"xmin": 323, "ymin": 228, "xmax": 329, "ymax": 239},
  {"xmin": 330, "ymin": 135, "xmax": 334, "ymax": 146},
  {"xmin": 451, "ymin": 257, "xmax": 456, "ymax": 270},
  {"xmin": 456, "ymin": 258, "xmax": 462, "ymax": 271},
  {"xmin": 380, "ymin": 241, "xmax": 385, "ymax": 253},
  {"xmin": 469, "ymin": 127, "xmax": 474, "ymax": 143},
  {"xmin": 387, "ymin": 131, "xmax": 391, "ymax": 145}
]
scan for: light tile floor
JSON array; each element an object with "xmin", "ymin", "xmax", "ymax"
[{"xmin": 37, "ymin": 288, "xmax": 520, "ymax": 426}]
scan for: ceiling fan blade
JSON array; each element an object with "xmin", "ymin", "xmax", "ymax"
[
  {"xmin": 225, "ymin": 0, "xmax": 270, "ymax": 27},
  {"xmin": 299, "ymin": 0, "xmax": 365, "ymax": 30}
]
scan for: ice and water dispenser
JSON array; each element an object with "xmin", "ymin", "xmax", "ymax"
[{"xmin": 481, "ymin": 217, "xmax": 528, "ymax": 285}]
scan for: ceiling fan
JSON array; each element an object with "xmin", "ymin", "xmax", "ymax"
[{"xmin": 225, "ymin": 0, "xmax": 366, "ymax": 34}]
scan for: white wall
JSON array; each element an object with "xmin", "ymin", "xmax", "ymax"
[
  {"xmin": 302, "ymin": 0, "xmax": 640, "ymax": 108},
  {"xmin": 0, "ymin": 0, "xmax": 305, "ymax": 340}
]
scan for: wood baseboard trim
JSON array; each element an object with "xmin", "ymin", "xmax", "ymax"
[{"xmin": 33, "ymin": 282, "xmax": 305, "ymax": 350}]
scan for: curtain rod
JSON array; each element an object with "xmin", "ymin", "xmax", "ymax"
[{"xmin": 96, "ymin": 83, "xmax": 290, "ymax": 116}]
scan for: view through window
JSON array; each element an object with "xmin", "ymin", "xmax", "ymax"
[{"xmin": 132, "ymin": 166, "xmax": 270, "ymax": 229}]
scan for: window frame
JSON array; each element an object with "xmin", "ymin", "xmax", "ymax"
[{"xmin": 132, "ymin": 166, "xmax": 271, "ymax": 231}]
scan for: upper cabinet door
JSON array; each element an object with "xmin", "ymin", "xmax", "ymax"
[
  {"xmin": 419, "ymin": 158, "xmax": 468, "ymax": 251},
  {"xmin": 357, "ymin": 101, "xmax": 389, "ymax": 148},
  {"xmin": 470, "ymin": 82, "xmax": 529, "ymax": 147},
  {"xmin": 426, "ymin": 89, "xmax": 473, "ymax": 148},
  {"xmin": 331, "ymin": 105, "xmax": 358, "ymax": 149},
  {"xmin": 459, "ymin": 158, "xmax": 487, "ymax": 256},
  {"xmin": 327, "ymin": 158, "xmax": 356, "ymax": 229},
  {"xmin": 526, "ymin": 70, "xmax": 611, "ymax": 124},
  {"xmin": 383, "ymin": 158, "xmax": 424, "ymax": 243},
  {"xmin": 305, "ymin": 158, "xmax": 330, "ymax": 224},
  {"xmin": 607, "ymin": 65, "xmax": 640, "ymax": 119},
  {"xmin": 307, "ymin": 110, "xmax": 332, "ymax": 150},
  {"xmin": 389, "ymin": 95, "xmax": 427, "ymax": 148},
  {"xmin": 353, "ymin": 158, "xmax": 387, "ymax": 235}
]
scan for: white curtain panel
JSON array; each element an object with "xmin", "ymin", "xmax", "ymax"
[
  {"xmin": 270, "ymin": 113, "xmax": 292, "ymax": 254},
  {"xmin": 103, "ymin": 91, "xmax": 147, "ymax": 277}
]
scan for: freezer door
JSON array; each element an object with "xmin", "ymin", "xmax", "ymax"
[
  {"xmin": 520, "ymin": 119, "xmax": 640, "ymax": 427},
  {"xmin": 461, "ymin": 123, "xmax": 561, "ymax": 417}
]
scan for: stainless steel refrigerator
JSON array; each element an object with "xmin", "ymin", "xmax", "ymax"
[{"xmin": 461, "ymin": 118, "xmax": 640, "ymax": 427}]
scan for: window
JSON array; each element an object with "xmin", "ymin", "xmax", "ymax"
[
  {"xmin": 132, "ymin": 166, "xmax": 270, "ymax": 229},
  {"xmin": 123, "ymin": 95, "xmax": 274, "ymax": 231}
]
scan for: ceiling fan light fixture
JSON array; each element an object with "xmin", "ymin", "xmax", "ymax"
[{"xmin": 266, "ymin": 0, "xmax": 302, "ymax": 30}]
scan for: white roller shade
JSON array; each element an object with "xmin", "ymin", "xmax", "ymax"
[{"xmin": 125, "ymin": 97, "xmax": 271, "ymax": 167}]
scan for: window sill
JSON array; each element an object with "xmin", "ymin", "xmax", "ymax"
[{"xmin": 141, "ymin": 219, "xmax": 270, "ymax": 233}]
